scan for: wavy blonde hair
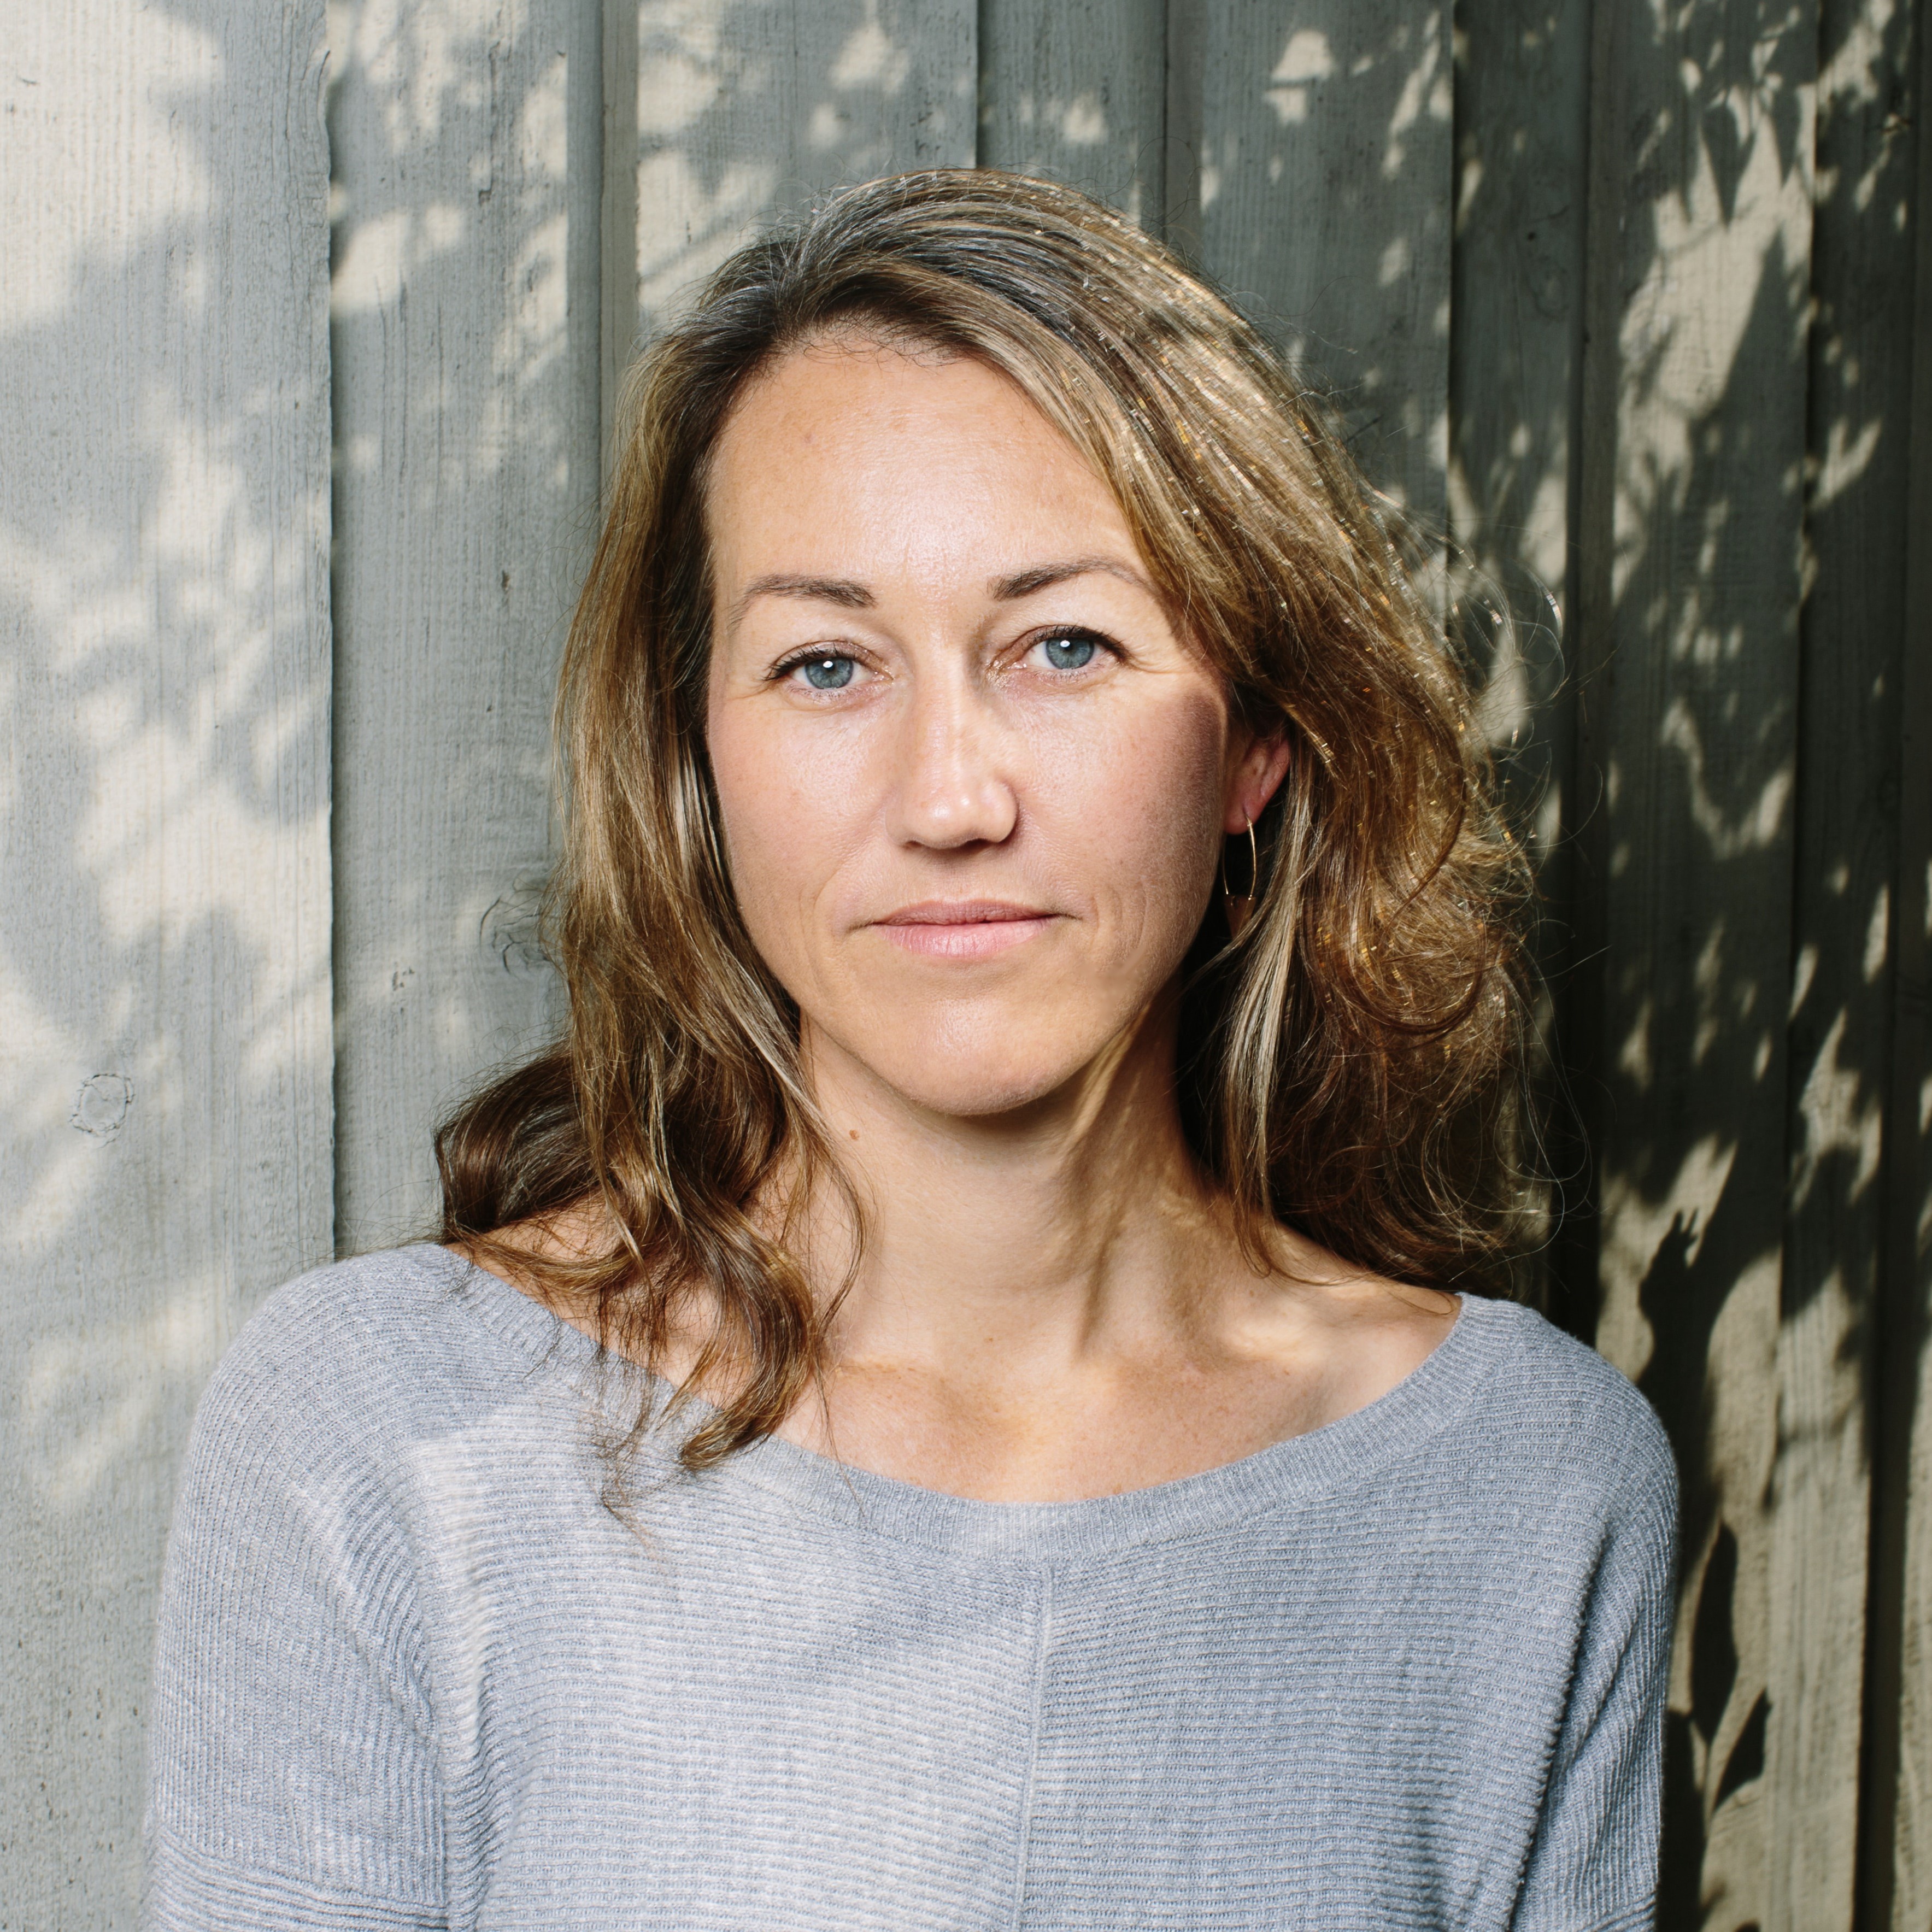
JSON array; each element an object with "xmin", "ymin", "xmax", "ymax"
[{"xmin": 437, "ymin": 169, "xmax": 1535, "ymax": 1469}]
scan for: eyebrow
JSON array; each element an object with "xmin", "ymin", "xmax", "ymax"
[
  {"xmin": 991, "ymin": 556, "xmax": 1152, "ymax": 601},
  {"xmin": 731, "ymin": 556, "xmax": 1150, "ymax": 628},
  {"xmin": 729, "ymin": 573, "xmax": 874, "ymax": 629}
]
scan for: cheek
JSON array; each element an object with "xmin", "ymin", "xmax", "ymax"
[
  {"xmin": 1037, "ymin": 686, "xmax": 1228, "ymax": 951},
  {"xmin": 705, "ymin": 699, "xmax": 868, "ymax": 985}
]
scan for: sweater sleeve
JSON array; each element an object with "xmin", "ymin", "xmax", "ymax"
[
  {"xmin": 1512, "ymin": 1418, "xmax": 1679, "ymax": 1932},
  {"xmin": 142, "ymin": 1310, "xmax": 447, "ymax": 1931}
]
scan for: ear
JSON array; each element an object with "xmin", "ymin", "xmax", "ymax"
[{"xmin": 1223, "ymin": 728, "xmax": 1291, "ymax": 835}]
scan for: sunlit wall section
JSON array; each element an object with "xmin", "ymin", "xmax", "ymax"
[
  {"xmin": 1570, "ymin": 5, "xmax": 1858, "ymax": 1924},
  {"xmin": 0, "ymin": 4, "xmax": 334, "ymax": 1923},
  {"xmin": 1874, "ymin": 2, "xmax": 1932, "ymax": 1920}
]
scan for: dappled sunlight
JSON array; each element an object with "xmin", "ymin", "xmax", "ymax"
[
  {"xmin": 623, "ymin": 0, "xmax": 974, "ymax": 343},
  {"xmin": 20, "ymin": 1287, "xmax": 230, "ymax": 1510},
  {"xmin": 3, "ymin": 11, "xmax": 222, "ymax": 332},
  {"xmin": 0, "ymin": 42, "xmax": 332, "ymax": 1367},
  {"xmin": 1447, "ymin": 0, "xmax": 1585, "ymax": 964},
  {"xmin": 1598, "ymin": 1137, "xmax": 1740, "ymax": 1384},
  {"xmin": 1554, "ymin": 0, "xmax": 1919, "ymax": 1916},
  {"xmin": 976, "ymin": 0, "xmax": 1164, "ymax": 228},
  {"xmin": 2, "ymin": 2, "xmax": 1924, "ymax": 1924},
  {"xmin": 633, "ymin": 150, "xmax": 784, "ymax": 322},
  {"xmin": 1194, "ymin": 4, "xmax": 1452, "ymax": 517},
  {"xmin": 326, "ymin": 0, "xmax": 592, "ymax": 1249},
  {"xmin": 0, "ymin": 3, "xmax": 332, "ymax": 1921},
  {"xmin": 1609, "ymin": 62, "xmax": 1811, "ymax": 624},
  {"xmin": 1446, "ymin": 0, "xmax": 1918, "ymax": 1908},
  {"xmin": 1658, "ymin": 699, "xmax": 1793, "ymax": 859},
  {"xmin": 1791, "ymin": 1007, "xmax": 1885, "ymax": 1209}
]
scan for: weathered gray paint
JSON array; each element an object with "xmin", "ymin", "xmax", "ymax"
[
  {"xmin": 328, "ymin": 0, "xmax": 601, "ymax": 1254},
  {"xmin": 977, "ymin": 0, "xmax": 1167, "ymax": 223},
  {"xmin": 605, "ymin": 0, "xmax": 976, "ymax": 439},
  {"xmin": 1183, "ymin": 0, "xmax": 1452, "ymax": 523},
  {"xmin": 0, "ymin": 3, "xmax": 333, "ymax": 1923}
]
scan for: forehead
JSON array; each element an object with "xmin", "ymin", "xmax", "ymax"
[{"xmin": 704, "ymin": 339, "xmax": 1137, "ymax": 584}]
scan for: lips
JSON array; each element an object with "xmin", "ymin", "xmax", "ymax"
[{"xmin": 872, "ymin": 899, "xmax": 1059, "ymax": 960}]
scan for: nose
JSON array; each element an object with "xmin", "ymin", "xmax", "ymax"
[{"xmin": 887, "ymin": 671, "xmax": 1019, "ymax": 850}]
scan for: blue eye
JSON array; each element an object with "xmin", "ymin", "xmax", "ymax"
[
  {"xmin": 798, "ymin": 655, "xmax": 855, "ymax": 690},
  {"xmin": 1040, "ymin": 631, "xmax": 1100, "ymax": 671}
]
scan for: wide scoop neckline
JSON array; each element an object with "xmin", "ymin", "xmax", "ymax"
[{"xmin": 417, "ymin": 1240, "xmax": 1525, "ymax": 1559}]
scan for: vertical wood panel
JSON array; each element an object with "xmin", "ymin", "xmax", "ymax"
[
  {"xmin": 1178, "ymin": 0, "xmax": 1453, "ymax": 520},
  {"xmin": 977, "ymin": 0, "xmax": 1166, "ymax": 222},
  {"xmin": 1778, "ymin": 0, "xmax": 1922, "ymax": 1920},
  {"xmin": 1448, "ymin": 0, "xmax": 1590, "ymax": 625},
  {"xmin": 609, "ymin": 0, "xmax": 977, "ymax": 391},
  {"xmin": 0, "ymin": 3, "xmax": 333, "ymax": 1921},
  {"xmin": 329, "ymin": 0, "xmax": 602, "ymax": 1252},
  {"xmin": 1874, "ymin": 0, "xmax": 1932, "ymax": 1916},
  {"xmin": 1446, "ymin": 0, "xmax": 1592, "ymax": 1317},
  {"xmin": 1574, "ymin": 0, "xmax": 1821, "ymax": 1923}
]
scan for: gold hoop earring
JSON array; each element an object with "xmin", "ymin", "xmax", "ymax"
[{"xmin": 1221, "ymin": 815, "xmax": 1259, "ymax": 933}]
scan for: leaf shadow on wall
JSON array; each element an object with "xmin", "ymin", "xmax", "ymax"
[
  {"xmin": 324, "ymin": 0, "xmax": 599, "ymax": 1251},
  {"xmin": 0, "ymin": 4, "xmax": 333, "ymax": 1917},
  {"xmin": 1453, "ymin": 0, "xmax": 1918, "ymax": 1923}
]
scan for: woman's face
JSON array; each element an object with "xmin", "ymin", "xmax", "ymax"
[{"xmin": 704, "ymin": 337, "xmax": 1281, "ymax": 1120}]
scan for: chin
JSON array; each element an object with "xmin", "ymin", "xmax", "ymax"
[
  {"xmin": 890, "ymin": 1067, "xmax": 1072, "ymax": 1120},
  {"xmin": 855, "ymin": 1017, "xmax": 1117, "ymax": 1121}
]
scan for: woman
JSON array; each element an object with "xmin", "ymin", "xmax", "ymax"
[{"xmin": 144, "ymin": 171, "xmax": 1675, "ymax": 1930}]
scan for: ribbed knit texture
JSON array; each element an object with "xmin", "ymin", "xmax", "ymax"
[{"xmin": 143, "ymin": 1244, "xmax": 1676, "ymax": 1930}]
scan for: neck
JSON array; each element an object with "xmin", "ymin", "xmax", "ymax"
[{"xmin": 797, "ymin": 993, "xmax": 1244, "ymax": 1384}]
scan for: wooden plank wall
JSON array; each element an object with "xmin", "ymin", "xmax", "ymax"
[
  {"xmin": 1575, "ymin": 2, "xmax": 1823, "ymax": 1921},
  {"xmin": 604, "ymin": 0, "xmax": 976, "ymax": 434},
  {"xmin": 1191, "ymin": 2, "xmax": 1453, "ymax": 524},
  {"xmin": 0, "ymin": 3, "xmax": 334, "ymax": 1923},
  {"xmin": 586, "ymin": 2, "xmax": 1932, "ymax": 1925},
  {"xmin": 327, "ymin": 0, "xmax": 601, "ymax": 1253},
  {"xmin": 1867, "ymin": 0, "xmax": 1932, "ymax": 1920},
  {"xmin": 1791, "ymin": 1, "xmax": 1923, "ymax": 1921},
  {"xmin": 3, "ymin": 1, "xmax": 1927, "ymax": 1924},
  {"xmin": 1448, "ymin": 0, "xmax": 1588, "ymax": 1238}
]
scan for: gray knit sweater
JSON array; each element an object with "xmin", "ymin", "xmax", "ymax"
[{"xmin": 142, "ymin": 1243, "xmax": 1676, "ymax": 1930}]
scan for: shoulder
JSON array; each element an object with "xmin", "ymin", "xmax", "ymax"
[
  {"xmin": 187, "ymin": 1243, "xmax": 538, "ymax": 1482},
  {"xmin": 205, "ymin": 1244, "xmax": 465, "ymax": 1401},
  {"xmin": 1451, "ymin": 1295, "xmax": 1678, "ymax": 1528},
  {"xmin": 1464, "ymin": 1296, "xmax": 1666, "ymax": 1436}
]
